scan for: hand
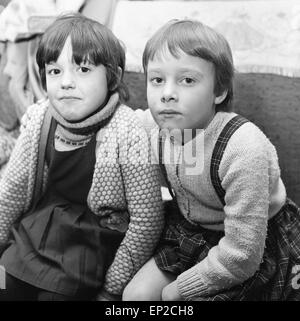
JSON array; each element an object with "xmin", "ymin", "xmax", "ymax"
[
  {"xmin": 96, "ymin": 289, "xmax": 121, "ymax": 301},
  {"xmin": 161, "ymin": 280, "xmax": 183, "ymax": 301}
]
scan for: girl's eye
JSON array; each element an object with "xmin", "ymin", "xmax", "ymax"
[
  {"xmin": 78, "ymin": 66, "xmax": 91, "ymax": 73},
  {"xmin": 47, "ymin": 68, "xmax": 60, "ymax": 75},
  {"xmin": 150, "ymin": 77, "xmax": 164, "ymax": 85}
]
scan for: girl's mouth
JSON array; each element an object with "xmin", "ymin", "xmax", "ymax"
[
  {"xmin": 59, "ymin": 96, "xmax": 81, "ymax": 100},
  {"xmin": 159, "ymin": 110, "xmax": 181, "ymax": 115}
]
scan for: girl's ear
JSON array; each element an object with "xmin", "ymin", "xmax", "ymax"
[{"xmin": 214, "ymin": 90, "xmax": 228, "ymax": 105}]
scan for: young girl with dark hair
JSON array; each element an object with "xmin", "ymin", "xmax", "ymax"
[{"xmin": 0, "ymin": 13, "xmax": 164, "ymax": 301}]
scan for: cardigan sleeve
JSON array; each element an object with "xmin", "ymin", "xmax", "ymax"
[
  {"xmin": 177, "ymin": 124, "xmax": 278, "ymax": 299},
  {"xmin": 103, "ymin": 119, "xmax": 165, "ymax": 295},
  {"xmin": 0, "ymin": 108, "xmax": 34, "ymax": 245}
]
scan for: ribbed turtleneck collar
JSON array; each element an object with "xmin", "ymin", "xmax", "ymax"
[{"xmin": 49, "ymin": 92, "xmax": 120, "ymax": 136}]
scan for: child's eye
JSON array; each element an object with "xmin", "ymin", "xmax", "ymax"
[
  {"xmin": 78, "ymin": 66, "xmax": 91, "ymax": 73},
  {"xmin": 150, "ymin": 77, "xmax": 164, "ymax": 85},
  {"xmin": 181, "ymin": 77, "xmax": 196, "ymax": 85},
  {"xmin": 47, "ymin": 68, "xmax": 60, "ymax": 76}
]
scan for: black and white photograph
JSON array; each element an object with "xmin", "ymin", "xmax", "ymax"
[{"xmin": 0, "ymin": 0, "xmax": 299, "ymax": 313}]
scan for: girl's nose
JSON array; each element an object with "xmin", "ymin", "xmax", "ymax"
[
  {"xmin": 161, "ymin": 83, "xmax": 178, "ymax": 103},
  {"xmin": 61, "ymin": 70, "xmax": 75, "ymax": 89}
]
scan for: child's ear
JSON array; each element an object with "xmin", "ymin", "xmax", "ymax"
[{"xmin": 214, "ymin": 90, "xmax": 228, "ymax": 105}]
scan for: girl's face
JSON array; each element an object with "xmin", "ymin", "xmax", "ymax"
[
  {"xmin": 146, "ymin": 50, "xmax": 226, "ymax": 132},
  {"xmin": 45, "ymin": 36, "xmax": 108, "ymax": 122}
]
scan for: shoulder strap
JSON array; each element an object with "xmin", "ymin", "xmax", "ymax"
[
  {"xmin": 210, "ymin": 115, "xmax": 249, "ymax": 206},
  {"xmin": 30, "ymin": 107, "xmax": 53, "ymax": 210},
  {"xmin": 158, "ymin": 132, "xmax": 175, "ymax": 199},
  {"xmin": 158, "ymin": 115, "xmax": 249, "ymax": 203}
]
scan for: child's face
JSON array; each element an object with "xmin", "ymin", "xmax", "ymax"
[
  {"xmin": 146, "ymin": 50, "xmax": 226, "ymax": 131},
  {"xmin": 45, "ymin": 36, "xmax": 108, "ymax": 122}
]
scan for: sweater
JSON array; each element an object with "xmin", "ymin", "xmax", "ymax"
[
  {"xmin": 135, "ymin": 109, "xmax": 287, "ymax": 299},
  {"xmin": 0, "ymin": 100, "xmax": 164, "ymax": 295}
]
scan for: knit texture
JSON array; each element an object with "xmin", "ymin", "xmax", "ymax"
[
  {"xmin": 49, "ymin": 93, "xmax": 119, "ymax": 136},
  {"xmin": 136, "ymin": 109, "xmax": 287, "ymax": 299},
  {"xmin": 50, "ymin": 93, "xmax": 119, "ymax": 151},
  {"xmin": 0, "ymin": 101, "xmax": 165, "ymax": 295},
  {"xmin": 0, "ymin": 126, "xmax": 18, "ymax": 179}
]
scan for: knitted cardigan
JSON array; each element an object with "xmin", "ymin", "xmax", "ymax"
[
  {"xmin": 136, "ymin": 109, "xmax": 287, "ymax": 299},
  {"xmin": 0, "ymin": 101, "xmax": 164, "ymax": 295}
]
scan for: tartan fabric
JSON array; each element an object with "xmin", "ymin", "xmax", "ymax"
[
  {"xmin": 155, "ymin": 199, "xmax": 300, "ymax": 301},
  {"xmin": 154, "ymin": 201, "xmax": 224, "ymax": 275},
  {"xmin": 210, "ymin": 115, "xmax": 249, "ymax": 205},
  {"xmin": 193, "ymin": 198, "xmax": 300, "ymax": 301},
  {"xmin": 155, "ymin": 114, "xmax": 300, "ymax": 300}
]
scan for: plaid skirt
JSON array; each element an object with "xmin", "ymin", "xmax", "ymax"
[{"xmin": 154, "ymin": 198, "xmax": 300, "ymax": 301}]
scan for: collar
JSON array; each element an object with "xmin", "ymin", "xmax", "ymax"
[{"xmin": 49, "ymin": 92, "xmax": 120, "ymax": 136}]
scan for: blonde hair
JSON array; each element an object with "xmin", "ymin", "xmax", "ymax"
[{"xmin": 143, "ymin": 19, "xmax": 234, "ymax": 111}]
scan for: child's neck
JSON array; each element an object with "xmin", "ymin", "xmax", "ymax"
[
  {"xmin": 67, "ymin": 95, "xmax": 110, "ymax": 124},
  {"xmin": 50, "ymin": 93, "xmax": 119, "ymax": 136},
  {"xmin": 174, "ymin": 111, "xmax": 217, "ymax": 145}
]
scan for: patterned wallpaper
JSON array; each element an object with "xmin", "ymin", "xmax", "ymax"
[{"xmin": 113, "ymin": 0, "xmax": 300, "ymax": 77}]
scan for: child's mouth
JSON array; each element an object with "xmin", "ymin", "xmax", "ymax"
[
  {"xmin": 159, "ymin": 110, "xmax": 181, "ymax": 116},
  {"xmin": 59, "ymin": 96, "xmax": 81, "ymax": 100}
]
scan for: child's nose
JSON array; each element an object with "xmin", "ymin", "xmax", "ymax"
[
  {"xmin": 61, "ymin": 70, "xmax": 75, "ymax": 89},
  {"xmin": 161, "ymin": 83, "xmax": 178, "ymax": 103}
]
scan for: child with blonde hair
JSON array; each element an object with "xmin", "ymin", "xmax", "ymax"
[{"xmin": 124, "ymin": 19, "xmax": 300, "ymax": 301}]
